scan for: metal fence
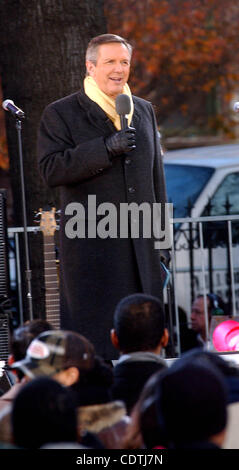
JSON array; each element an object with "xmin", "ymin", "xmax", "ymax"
[{"xmin": 170, "ymin": 214, "xmax": 239, "ymax": 355}]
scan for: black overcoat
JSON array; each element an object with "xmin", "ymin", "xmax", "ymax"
[{"xmin": 37, "ymin": 90, "xmax": 168, "ymax": 359}]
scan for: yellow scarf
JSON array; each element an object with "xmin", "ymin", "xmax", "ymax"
[{"xmin": 84, "ymin": 76, "xmax": 134, "ymax": 130}]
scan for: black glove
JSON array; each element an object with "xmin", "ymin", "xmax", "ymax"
[{"xmin": 105, "ymin": 127, "xmax": 136, "ymax": 158}]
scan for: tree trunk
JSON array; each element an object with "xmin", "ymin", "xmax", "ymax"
[{"xmin": 0, "ymin": 0, "xmax": 106, "ymax": 323}]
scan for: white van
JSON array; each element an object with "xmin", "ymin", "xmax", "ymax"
[{"xmin": 163, "ymin": 144, "xmax": 239, "ymax": 319}]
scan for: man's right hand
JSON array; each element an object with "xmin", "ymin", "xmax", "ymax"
[{"xmin": 105, "ymin": 127, "xmax": 136, "ymax": 158}]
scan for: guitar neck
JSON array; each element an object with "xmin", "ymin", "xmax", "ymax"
[{"xmin": 43, "ymin": 235, "xmax": 60, "ymax": 329}]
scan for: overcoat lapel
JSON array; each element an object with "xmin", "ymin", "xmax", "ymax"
[
  {"xmin": 77, "ymin": 91, "xmax": 142, "ymax": 134},
  {"xmin": 77, "ymin": 91, "xmax": 116, "ymax": 135},
  {"xmin": 131, "ymin": 98, "xmax": 141, "ymax": 129}
]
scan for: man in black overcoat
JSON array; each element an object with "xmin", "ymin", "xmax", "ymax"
[{"xmin": 37, "ymin": 34, "xmax": 169, "ymax": 359}]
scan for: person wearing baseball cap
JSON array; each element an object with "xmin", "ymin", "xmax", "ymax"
[
  {"xmin": 11, "ymin": 329, "xmax": 128, "ymax": 449},
  {"xmin": 10, "ymin": 329, "xmax": 95, "ymax": 386}
]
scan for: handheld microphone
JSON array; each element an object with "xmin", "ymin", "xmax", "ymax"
[
  {"xmin": 2, "ymin": 99, "xmax": 25, "ymax": 119},
  {"xmin": 116, "ymin": 94, "xmax": 131, "ymax": 129}
]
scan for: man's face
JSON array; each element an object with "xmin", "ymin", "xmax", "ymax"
[
  {"xmin": 86, "ymin": 42, "xmax": 131, "ymax": 99},
  {"xmin": 190, "ymin": 297, "xmax": 210, "ymax": 337}
]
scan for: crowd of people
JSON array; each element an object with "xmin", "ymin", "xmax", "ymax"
[{"xmin": 0, "ymin": 291, "xmax": 237, "ymax": 450}]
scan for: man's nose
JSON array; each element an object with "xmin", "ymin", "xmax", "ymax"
[{"xmin": 113, "ymin": 62, "xmax": 124, "ymax": 72}]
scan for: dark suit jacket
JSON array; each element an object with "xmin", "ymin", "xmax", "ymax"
[
  {"xmin": 111, "ymin": 358, "xmax": 166, "ymax": 413},
  {"xmin": 37, "ymin": 90, "xmax": 168, "ymax": 359}
]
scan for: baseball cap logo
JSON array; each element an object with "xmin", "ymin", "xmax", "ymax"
[{"xmin": 27, "ymin": 339, "xmax": 50, "ymax": 359}]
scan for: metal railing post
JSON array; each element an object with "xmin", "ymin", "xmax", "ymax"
[
  {"xmin": 198, "ymin": 222, "xmax": 210, "ymax": 349},
  {"xmin": 228, "ymin": 220, "xmax": 236, "ymax": 316}
]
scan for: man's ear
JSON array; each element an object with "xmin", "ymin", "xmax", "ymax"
[
  {"xmin": 110, "ymin": 329, "xmax": 120, "ymax": 350},
  {"xmin": 63, "ymin": 367, "xmax": 80, "ymax": 386},
  {"xmin": 86, "ymin": 60, "xmax": 95, "ymax": 77},
  {"xmin": 161, "ymin": 328, "xmax": 169, "ymax": 348}
]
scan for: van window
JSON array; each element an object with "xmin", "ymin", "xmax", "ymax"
[
  {"xmin": 202, "ymin": 172, "xmax": 239, "ymax": 216},
  {"xmin": 164, "ymin": 164, "xmax": 214, "ymax": 217}
]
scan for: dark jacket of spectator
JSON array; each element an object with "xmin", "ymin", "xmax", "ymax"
[{"xmin": 111, "ymin": 352, "xmax": 166, "ymax": 413}]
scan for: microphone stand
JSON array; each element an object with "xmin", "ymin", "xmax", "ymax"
[{"xmin": 15, "ymin": 117, "xmax": 33, "ymax": 321}]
